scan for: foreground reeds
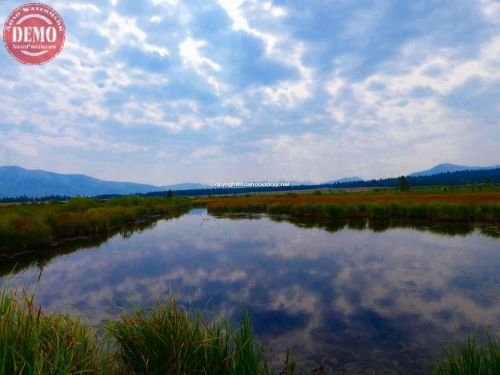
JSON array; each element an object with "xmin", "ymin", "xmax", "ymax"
[
  {"xmin": 0, "ymin": 289, "xmax": 295, "ymax": 375},
  {"xmin": 106, "ymin": 300, "xmax": 284, "ymax": 375},
  {"xmin": 433, "ymin": 335, "xmax": 499, "ymax": 375},
  {"xmin": 0, "ymin": 289, "xmax": 107, "ymax": 374}
]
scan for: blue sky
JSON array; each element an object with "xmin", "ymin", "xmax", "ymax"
[{"xmin": 0, "ymin": 0, "xmax": 499, "ymax": 185}]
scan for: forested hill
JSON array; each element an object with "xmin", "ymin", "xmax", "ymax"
[{"xmin": 326, "ymin": 168, "xmax": 500, "ymax": 189}]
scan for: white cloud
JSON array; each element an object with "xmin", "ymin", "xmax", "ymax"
[
  {"xmin": 355, "ymin": 36, "xmax": 500, "ymax": 99},
  {"xmin": 320, "ymin": 34, "xmax": 500, "ymax": 175},
  {"xmin": 151, "ymin": 0, "xmax": 178, "ymax": 6},
  {"xmin": 262, "ymin": 2, "xmax": 287, "ymax": 17},
  {"xmin": 217, "ymin": 0, "xmax": 250, "ymax": 32},
  {"xmin": 207, "ymin": 116, "xmax": 242, "ymax": 128},
  {"xmin": 179, "ymin": 37, "xmax": 224, "ymax": 92},
  {"xmin": 258, "ymin": 43, "xmax": 314, "ymax": 107},
  {"xmin": 113, "ymin": 98, "xmax": 241, "ymax": 133},
  {"xmin": 53, "ymin": 2, "xmax": 101, "ymax": 13},
  {"xmin": 98, "ymin": 12, "xmax": 169, "ymax": 57},
  {"xmin": 179, "ymin": 37, "xmax": 221, "ymax": 72},
  {"xmin": 114, "ymin": 101, "xmax": 182, "ymax": 132},
  {"xmin": 150, "ymin": 15, "xmax": 162, "ymax": 23},
  {"xmin": 217, "ymin": 0, "xmax": 313, "ymax": 107},
  {"xmin": 480, "ymin": 0, "xmax": 500, "ymax": 22}
]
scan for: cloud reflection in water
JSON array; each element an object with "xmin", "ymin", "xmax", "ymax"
[{"xmin": 1, "ymin": 210, "xmax": 499, "ymax": 374}]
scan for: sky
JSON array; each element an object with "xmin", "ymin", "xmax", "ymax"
[{"xmin": 0, "ymin": 0, "xmax": 499, "ymax": 185}]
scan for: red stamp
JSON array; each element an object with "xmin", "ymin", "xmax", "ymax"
[{"xmin": 3, "ymin": 3, "xmax": 65, "ymax": 65}]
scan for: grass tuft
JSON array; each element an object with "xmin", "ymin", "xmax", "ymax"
[
  {"xmin": 105, "ymin": 299, "xmax": 279, "ymax": 374},
  {"xmin": 0, "ymin": 288, "xmax": 107, "ymax": 374},
  {"xmin": 433, "ymin": 334, "xmax": 499, "ymax": 375}
]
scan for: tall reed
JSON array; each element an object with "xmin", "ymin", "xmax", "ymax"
[
  {"xmin": 0, "ymin": 288, "xmax": 107, "ymax": 374},
  {"xmin": 105, "ymin": 299, "xmax": 285, "ymax": 375},
  {"xmin": 433, "ymin": 334, "xmax": 499, "ymax": 375}
]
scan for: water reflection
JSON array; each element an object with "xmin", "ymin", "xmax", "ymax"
[
  {"xmin": 1, "ymin": 209, "xmax": 499, "ymax": 374},
  {"xmin": 217, "ymin": 212, "xmax": 499, "ymax": 238}
]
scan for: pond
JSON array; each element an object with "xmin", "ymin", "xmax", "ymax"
[{"xmin": 1, "ymin": 209, "xmax": 499, "ymax": 374}]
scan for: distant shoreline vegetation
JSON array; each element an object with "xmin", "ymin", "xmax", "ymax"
[
  {"xmin": 206, "ymin": 191, "xmax": 500, "ymax": 224},
  {"xmin": 1, "ymin": 168, "xmax": 499, "ymax": 203}
]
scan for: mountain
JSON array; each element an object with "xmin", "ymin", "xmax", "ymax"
[
  {"xmin": 0, "ymin": 166, "xmax": 162, "ymax": 198},
  {"xmin": 324, "ymin": 177, "xmax": 363, "ymax": 184},
  {"xmin": 0, "ymin": 166, "xmax": 312, "ymax": 198},
  {"xmin": 409, "ymin": 163, "xmax": 500, "ymax": 177}
]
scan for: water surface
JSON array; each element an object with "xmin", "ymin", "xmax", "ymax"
[{"xmin": 1, "ymin": 209, "xmax": 499, "ymax": 374}]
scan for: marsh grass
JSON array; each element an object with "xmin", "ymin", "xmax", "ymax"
[
  {"xmin": 0, "ymin": 197, "xmax": 192, "ymax": 251},
  {"xmin": 207, "ymin": 198, "xmax": 500, "ymax": 223},
  {"xmin": 106, "ymin": 299, "xmax": 288, "ymax": 375},
  {"xmin": 433, "ymin": 334, "xmax": 499, "ymax": 375},
  {"xmin": 0, "ymin": 288, "xmax": 108, "ymax": 374},
  {"xmin": 0, "ymin": 288, "xmax": 295, "ymax": 375}
]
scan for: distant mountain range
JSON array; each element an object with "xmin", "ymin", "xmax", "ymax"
[
  {"xmin": 0, "ymin": 163, "xmax": 498, "ymax": 198},
  {"xmin": 409, "ymin": 163, "xmax": 500, "ymax": 177},
  {"xmin": 0, "ymin": 166, "xmax": 160, "ymax": 198},
  {"xmin": 0, "ymin": 166, "xmax": 212, "ymax": 198}
]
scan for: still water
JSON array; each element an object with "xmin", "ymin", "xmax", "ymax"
[{"xmin": 1, "ymin": 209, "xmax": 499, "ymax": 374}]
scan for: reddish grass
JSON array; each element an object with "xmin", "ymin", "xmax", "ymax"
[{"xmin": 206, "ymin": 192, "xmax": 500, "ymax": 208}]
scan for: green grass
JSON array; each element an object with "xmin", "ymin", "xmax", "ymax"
[
  {"xmin": 0, "ymin": 197, "xmax": 192, "ymax": 252},
  {"xmin": 0, "ymin": 288, "xmax": 296, "ymax": 375},
  {"xmin": 433, "ymin": 334, "xmax": 499, "ymax": 375},
  {"xmin": 106, "ymin": 299, "xmax": 291, "ymax": 375},
  {"xmin": 0, "ymin": 288, "xmax": 108, "ymax": 374}
]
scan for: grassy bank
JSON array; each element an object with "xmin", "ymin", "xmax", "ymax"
[
  {"xmin": 0, "ymin": 289, "xmax": 295, "ymax": 375},
  {"xmin": 0, "ymin": 288, "xmax": 497, "ymax": 374},
  {"xmin": 0, "ymin": 196, "xmax": 192, "ymax": 252},
  {"xmin": 205, "ymin": 191, "xmax": 500, "ymax": 223}
]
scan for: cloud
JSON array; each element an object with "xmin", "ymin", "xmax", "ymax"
[
  {"xmin": 479, "ymin": 0, "xmax": 500, "ymax": 22},
  {"xmin": 0, "ymin": 0, "xmax": 498, "ymax": 183},
  {"xmin": 151, "ymin": 0, "xmax": 178, "ymax": 6},
  {"xmin": 179, "ymin": 36, "xmax": 224, "ymax": 92},
  {"xmin": 99, "ymin": 12, "xmax": 169, "ymax": 56}
]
